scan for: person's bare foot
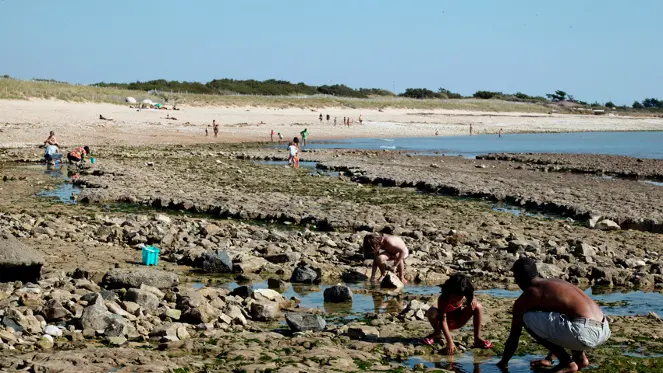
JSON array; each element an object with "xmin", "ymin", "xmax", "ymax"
[
  {"xmin": 573, "ymin": 354, "xmax": 589, "ymax": 370},
  {"xmin": 552, "ymin": 361, "xmax": 578, "ymax": 373},
  {"xmin": 531, "ymin": 359, "xmax": 554, "ymax": 368}
]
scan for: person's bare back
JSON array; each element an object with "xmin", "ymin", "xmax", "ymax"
[{"xmin": 524, "ymin": 279, "xmax": 604, "ymax": 322}]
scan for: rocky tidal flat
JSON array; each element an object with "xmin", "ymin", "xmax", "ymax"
[{"xmin": 0, "ymin": 144, "xmax": 662, "ymax": 372}]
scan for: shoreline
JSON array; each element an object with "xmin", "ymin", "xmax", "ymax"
[{"xmin": 2, "ymin": 99, "xmax": 663, "ymax": 147}]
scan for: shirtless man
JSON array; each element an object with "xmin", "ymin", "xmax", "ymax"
[
  {"xmin": 364, "ymin": 234, "xmax": 409, "ymax": 283},
  {"xmin": 498, "ymin": 258, "xmax": 610, "ymax": 373},
  {"xmin": 44, "ymin": 131, "xmax": 58, "ymax": 147},
  {"xmin": 213, "ymin": 120, "xmax": 219, "ymax": 138}
]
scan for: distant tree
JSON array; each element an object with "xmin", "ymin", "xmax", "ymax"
[
  {"xmin": 632, "ymin": 101, "xmax": 644, "ymax": 109},
  {"xmin": 400, "ymin": 88, "xmax": 438, "ymax": 99},
  {"xmin": 438, "ymin": 88, "xmax": 462, "ymax": 99},
  {"xmin": 605, "ymin": 101, "xmax": 615, "ymax": 108},
  {"xmin": 1, "ymin": 74, "xmax": 9, "ymax": 79},
  {"xmin": 473, "ymin": 91, "xmax": 501, "ymax": 99},
  {"xmin": 546, "ymin": 90, "xmax": 568, "ymax": 102},
  {"xmin": 642, "ymin": 98, "xmax": 663, "ymax": 109}
]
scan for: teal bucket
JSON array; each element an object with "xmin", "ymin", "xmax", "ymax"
[
  {"xmin": 90, "ymin": 157, "xmax": 97, "ymax": 164},
  {"xmin": 141, "ymin": 246, "xmax": 160, "ymax": 266}
]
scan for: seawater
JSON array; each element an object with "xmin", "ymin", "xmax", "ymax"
[{"xmin": 308, "ymin": 131, "xmax": 663, "ymax": 159}]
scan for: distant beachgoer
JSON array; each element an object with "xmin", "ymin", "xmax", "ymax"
[
  {"xmin": 359, "ymin": 114, "xmax": 363, "ymax": 125},
  {"xmin": 213, "ymin": 120, "xmax": 219, "ymax": 138},
  {"xmin": 68, "ymin": 146, "xmax": 90, "ymax": 164},
  {"xmin": 424, "ymin": 274, "xmax": 493, "ymax": 353},
  {"xmin": 435, "ymin": 130, "xmax": 439, "ymax": 136},
  {"xmin": 287, "ymin": 142, "xmax": 298, "ymax": 166},
  {"xmin": 292, "ymin": 137, "xmax": 301, "ymax": 168},
  {"xmin": 99, "ymin": 114, "xmax": 112, "ymax": 120},
  {"xmin": 326, "ymin": 114, "xmax": 330, "ymax": 124},
  {"xmin": 499, "ymin": 128, "xmax": 502, "ymax": 137},
  {"xmin": 319, "ymin": 114, "xmax": 323, "ymax": 123},
  {"xmin": 205, "ymin": 126, "xmax": 209, "ymax": 137},
  {"xmin": 497, "ymin": 258, "xmax": 610, "ymax": 372},
  {"xmin": 44, "ymin": 144, "xmax": 62, "ymax": 165},
  {"xmin": 271, "ymin": 129, "xmax": 275, "ymax": 142},
  {"xmin": 334, "ymin": 117, "xmax": 337, "ymax": 126},
  {"xmin": 348, "ymin": 118, "xmax": 352, "ymax": 127},
  {"xmin": 469, "ymin": 124, "xmax": 473, "ymax": 136},
  {"xmin": 343, "ymin": 117, "xmax": 346, "ymax": 126},
  {"xmin": 278, "ymin": 132, "xmax": 283, "ymax": 144},
  {"xmin": 364, "ymin": 234, "xmax": 408, "ymax": 283},
  {"xmin": 44, "ymin": 131, "xmax": 58, "ymax": 147},
  {"xmin": 300, "ymin": 128, "xmax": 309, "ymax": 147}
]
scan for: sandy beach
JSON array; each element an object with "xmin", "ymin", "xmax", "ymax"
[{"xmin": 2, "ymin": 99, "xmax": 663, "ymax": 148}]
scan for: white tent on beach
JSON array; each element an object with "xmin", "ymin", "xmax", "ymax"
[
  {"xmin": 142, "ymin": 99, "xmax": 154, "ymax": 105},
  {"xmin": 125, "ymin": 97, "xmax": 137, "ymax": 104}
]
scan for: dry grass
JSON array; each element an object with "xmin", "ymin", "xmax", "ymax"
[{"xmin": 0, "ymin": 78, "xmax": 553, "ymax": 113}]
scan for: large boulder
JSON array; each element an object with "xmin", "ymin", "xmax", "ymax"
[
  {"xmin": 595, "ymin": 219, "xmax": 621, "ymax": 231},
  {"xmin": 285, "ymin": 313, "xmax": 326, "ymax": 332},
  {"xmin": 124, "ymin": 288, "xmax": 159, "ymax": 311},
  {"xmin": 347, "ymin": 325, "xmax": 380, "ymax": 341},
  {"xmin": 251, "ymin": 301, "xmax": 280, "ymax": 321},
  {"xmin": 43, "ymin": 299, "xmax": 72, "ymax": 321},
  {"xmin": 103, "ymin": 268, "xmax": 179, "ymax": 289},
  {"xmin": 195, "ymin": 249, "xmax": 233, "ymax": 273},
  {"xmin": 79, "ymin": 294, "xmax": 113, "ymax": 330},
  {"xmin": 290, "ymin": 263, "xmax": 321, "ymax": 284},
  {"xmin": 323, "ymin": 285, "xmax": 353, "ymax": 303},
  {"xmin": 0, "ymin": 233, "xmax": 45, "ymax": 283}
]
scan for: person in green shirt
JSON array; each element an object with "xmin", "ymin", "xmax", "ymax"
[{"xmin": 300, "ymin": 128, "xmax": 309, "ymax": 147}]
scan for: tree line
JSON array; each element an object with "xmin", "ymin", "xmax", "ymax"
[{"xmin": 92, "ymin": 79, "xmax": 395, "ymax": 99}]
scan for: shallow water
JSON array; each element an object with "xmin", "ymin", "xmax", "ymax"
[
  {"xmin": 308, "ymin": 131, "xmax": 663, "ymax": 159},
  {"xmin": 27, "ymin": 165, "xmax": 82, "ymax": 204},
  {"xmin": 255, "ymin": 160, "xmax": 342, "ymax": 177},
  {"xmin": 405, "ymin": 353, "xmax": 540, "ymax": 373},
  {"xmin": 491, "ymin": 203, "xmax": 566, "ymax": 220},
  {"xmin": 477, "ymin": 288, "xmax": 663, "ymax": 316},
  {"xmin": 223, "ymin": 281, "xmax": 441, "ymax": 316}
]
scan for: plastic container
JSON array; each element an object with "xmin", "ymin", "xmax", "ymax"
[
  {"xmin": 141, "ymin": 246, "xmax": 160, "ymax": 266},
  {"xmin": 90, "ymin": 157, "xmax": 97, "ymax": 164}
]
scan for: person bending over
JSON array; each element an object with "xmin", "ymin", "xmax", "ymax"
[
  {"xmin": 68, "ymin": 146, "xmax": 90, "ymax": 164},
  {"xmin": 498, "ymin": 257, "xmax": 610, "ymax": 373},
  {"xmin": 364, "ymin": 234, "xmax": 408, "ymax": 283}
]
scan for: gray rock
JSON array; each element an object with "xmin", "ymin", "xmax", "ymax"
[
  {"xmin": 44, "ymin": 325, "xmax": 62, "ymax": 337},
  {"xmin": 103, "ymin": 268, "xmax": 179, "ymax": 289},
  {"xmin": 106, "ymin": 336, "xmax": 127, "ymax": 346},
  {"xmin": 347, "ymin": 325, "xmax": 380, "ymax": 341},
  {"xmin": 80, "ymin": 294, "xmax": 113, "ymax": 331},
  {"xmin": 264, "ymin": 253, "xmax": 301, "ymax": 264},
  {"xmin": 595, "ymin": 219, "xmax": 621, "ymax": 231},
  {"xmin": 229, "ymin": 285, "xmax": 253, "ymax": 298},
  {"xmin": 285, "ymin": 313, "xmax": 326, "ymax": 332},
  {"xmin": 323, "ymin": 285, "xmax": 353, "ymax": 303},
  {"xmin": 195, "ymin": 249, "xmax": 233, "ymax": 273},
  {"xmin": 43, "ymin": 299, "xmax": 72, "ymax": 321},
  {"xmin": 149, "ymin": 322, "xmax": 180, "ymax": 340},
  {"xmin": 380, "ymin": 272, "xmax": 404, "ymax": 290},
  {"xmin": 182, "ymin": 303, "xmax": 219, "ymax": 324},
  {"xmin": 164, "ymin": 308, "xmax": 182, "ymax": 320},
  {"xmin": 124, "ymin": 288, "xmax": 159, "ymax": 311},
  {"xmin": 573, "ymin": 242, "xmax": 596, "ymax": 260},
  {"xmin": 267, "ymin": 278, "xmax": 289, "ymax": 293},
  {"xmin": 225, "ymin": 304, "xmax": 248, "ymax": 326},
  {"xmin": 0, "ymin": 233, "xmax": 45, "ymax": 283},
  {"xmin": 250, "ymin": 301, "xmax": 280, "ymax": 321},
  {"xmin": 290, "ymin": 263, "xmax": 321, "ymax": 284}
]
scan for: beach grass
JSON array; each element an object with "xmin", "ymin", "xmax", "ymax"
[{"xmin": 0, "ymin": 78, "xmax": 553, "ymax": 113}]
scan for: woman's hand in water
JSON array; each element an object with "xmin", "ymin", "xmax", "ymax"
[{"xmin": 446, "ymin": 342, "xmax": 456, "ymax": 355}]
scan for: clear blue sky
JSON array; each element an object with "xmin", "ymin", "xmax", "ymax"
[{"xmin": 1, "ymin": 0, "xmax": 661, "ymax": 105}]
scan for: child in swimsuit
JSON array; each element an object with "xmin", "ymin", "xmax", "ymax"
[{"xmin": 424, "ymin": 273, "xmax": 493, "ymax": 353}]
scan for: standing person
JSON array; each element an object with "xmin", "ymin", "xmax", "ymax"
[
  {"xmin": 343, "ymin": 117, "xmax": 346, "ymax": 126},
  {"xmin": 497, "ymin": 258, "xmax": 610, "ymax": 372},
  {"xmin": 205, "ymin": 126, "xmax": 209, "ymax": 137},
  {"xmin": 292, "ymin": 137, "xmax": 301, "ymax": 168},
  {"xmin": 326, "ymin": 114, "xmax": 330, "ymax": 124},
  {"xmin": 334, "ymin": 117, "xmax": 337, "ymax": 126},
  {"xmin": 300, "ymin": 128, "xmax": 309, "ymax": 147},
  {"xmin": 469, "ymin": 124, "xmax": 473, "ymax": 136},
  {"xmin": 348, "ymin": 118, "xmax": 352, "ymax": 127},
  {"xmin": 44, "ymin": 131, "xmax": 58, "ymax": 147},
  {"xmin": 424, "ymin": 274, "xmax": 493, "ymax": 352},
  {"xmin": 67, "ymin": 146, "xmax": 90, "ymax": 164},
  {"xmin": 271, "ymin": 129, "xmax": 275, "ymax": 142},
  {"xmin": 213, "ymin": 120, "xmax": 219, "ymax": 138},
  {"xmin": 278, "ymin": 132, "xmax": 283, "ymax": 144},
  {"xmin": 435, "ymin": 130, "xmax": 439, "ymax": 136},
  {"xmin": 359, "ymin": 114, "xmax": 363, "ymax": 125},
  {"xmin": 319, "ymin": 114, "xmax": 323, "ymax": 123},
  {"xmin": 499, "ymin": 128, "xmax": 503, "ymax": 137},
  {"xmin": 364, "ymin": 234, "xmax": 409, "ymax": 284},
  {"xmin": 287, "ymin": 142, "xmax": 298, "ymax": 167}
]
